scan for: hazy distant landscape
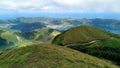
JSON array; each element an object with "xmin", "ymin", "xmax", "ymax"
[{"xmin": 0, "ymin": 17, "xmax": 120, "ymax": 34}]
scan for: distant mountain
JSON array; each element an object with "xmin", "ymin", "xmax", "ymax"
[
  {"xmin": 52, "ymin": 26, "xmax": 120, "ymax": 65},
  {"xmin": 0, "ymin": 44, "xmax": 119, "ymax": 68},
  {"xmin": 11, "ymin": 22, "xmax": 45, "ymax": 32},
  {"xmin": 0, "ymin": 17, "xmax": 120, "ymax": 34}
]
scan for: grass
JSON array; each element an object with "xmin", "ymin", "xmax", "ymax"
[
  {"xmin": 20, "ymin": 28, "xmax": 60, "ymax": 42},
  {"xmin": 0, "ymin": 28, "xmax": 60, "ymax": 50},
  {"xmin": 52, "ymin": 26, "xmax": 110, "ymax": 45},
  {"xmin": 0, "ymin": 43, "xmax": 119, "ymax": 68},
  {"xmin": 0, "ymin": 31, "xmax": 19, "ymax": 43},
  {"xmin": 52, "ymin": 25, "xmax": 120, "ymax": 66}
]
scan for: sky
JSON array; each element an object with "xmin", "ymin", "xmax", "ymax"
[{"xmin": 0, "ymin": 0, "xmax": 120, "ymax": 19}]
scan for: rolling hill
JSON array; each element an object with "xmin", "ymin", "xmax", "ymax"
[
  {"xmin": 0, "ymin": 17, "xmax": 120, "ymax": 67},
  {"xmin": 0, "ymin": 43, "xmax": 119, "ymax": 68},
  {"xmin": 52, "ymin": 26, "xmax": 110, "ymax": 45},
  {"xmin": 19, "ymin": 28, "xmax": 61, "ymax": 42},
  {"xmin": 52, "ymin": 26, "xmax": 120, "ymax": 65},
  {"xmin": 0, "ymin": 28, "xmax": 60, "ymax": 50},
  {"xmin": 0, "ymin": 30, "xmax": 22, "ymax": 50}
]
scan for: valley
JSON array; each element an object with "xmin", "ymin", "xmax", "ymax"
[
  {"xmin": 0, "ymin": 17, "xmax": 120, "ymax": 68},
  {"xmin": 1, "ymin": 0, "xmax": 120, "ymax": 67}
]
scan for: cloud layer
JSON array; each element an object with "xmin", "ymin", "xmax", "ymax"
[{"xmin": 0, "ymin": 0, "xmax": 120, "ymax": 13}]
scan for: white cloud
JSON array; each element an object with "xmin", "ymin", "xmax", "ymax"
[
  {"xmin": 0, "ymin": 0, "xmax": 120, "ymax": 13},
  {"xmin": 53, "ymin": 0, "xmax": 120, "ymax": 13}
]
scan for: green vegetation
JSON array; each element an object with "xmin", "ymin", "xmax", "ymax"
[
  {"xmin": 52, "ymin": 26, "xmax": 120, "ymax": 65},
  {"xmin": 0, "ymin": 37, "xmax": 7, "ymax": 46},
  {"xmin": 1, "ymin": 18, "xmax": 120, "ymax": 67},
  {"xmin": 0, "ymin": 44, "xmax": 119, "ymax": 68},
  {"xmin": 1, "ymin": 31, "xmax": 19, "ymax": 43},
  {"xmin": 0, "ymin": 28, "xmax": 60, "ymax": 50},
  {"xmin": 52, "ymin": 26, "xmax": 110, "ymax": 45},
  {"xmin": 0, "ymin": 30, "xmax": 19, "ymax": 50},
  {"xmin": 19, "ymin": 28, "xmax": 61, "ymax": 42}
]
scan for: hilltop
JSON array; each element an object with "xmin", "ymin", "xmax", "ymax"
[
  {"xmin": 0, "ymin": 44, "xmax": 119, "ymax": 68},
  {"xmin": 52, "ymin": 26, "xmax": 110, "ymax": 45},
  {"xmin": 52, "ymin": 26, "xmax": 120, "ymax": 65}
]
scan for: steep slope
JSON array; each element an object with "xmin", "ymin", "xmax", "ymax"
[
  {"xmin": 0, "ymin": 44, "xmax": 119, "ymax": 68},
  {"xmin": 19, "ymin": 28, "xmax": 61, "ymax": 42},
  {"xmin": 0, "ymin": 28, "xmax": 60, "ymax": 50},
  {"xmin": 0, "ymin": 30, "xmax": 23, "ymax": 50},
  {"xmin": 0, "ymin": 31, "xmax": 22, "ymax": 42},
  {"xmin": 52, "ymin": 26, "xmax": 120, "ymax": 65}
]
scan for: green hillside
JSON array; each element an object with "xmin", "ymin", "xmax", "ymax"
[
  {"xmin": 0, "ymin": 44, "xmax": 119, "ymax": 68},
  {"xmin": 0, "ymin": 30, "xmax": 23, "ymax": 50},
  {"xmin": 52, "ymin": 26, "xmax": 110, "ymax": 45},
  {"xmin": 19, "ymin": 28, "xmax": 61, "ymax": 42},
  {"xmin": 52, "ymin": 26, "xmax": 120, "ymax": 65},
  {"xmin": 0, "ymin": 28, "xmax": 60, "ymax": 50}
]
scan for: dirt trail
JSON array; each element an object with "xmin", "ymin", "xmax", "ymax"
[{"xmin": 64, "ymin": 40, "xmax": 99, "ymax": 47}]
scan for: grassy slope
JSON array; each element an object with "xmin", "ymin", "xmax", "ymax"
[
  {"xmin": 52, "ymin": 26, "xmax": 110, "ymax": 45},
  {"xmin": 0, "ymin": 28, "xmax": 60, "ymax": 50},
  {"xmin": 0, "ymin": 30, "xmax": 30, "ymax": 50},
  {"xmin": 0, "ymin": 31, "xmax": 18, "ymax": 50},
  {"xmin": 52, "ymin": 26, "xmax": 120, "ymax": 65},
  {"xmin": 20, "ymin": 28, "xmax": 61, "ymax": 42},
  {"xmin": 0, "ymin": 44, "xmax": 119, "ymax": 68},
  {"xmin": 1, "ymin": 31, "xmax": 19, "ymax": 43}
]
